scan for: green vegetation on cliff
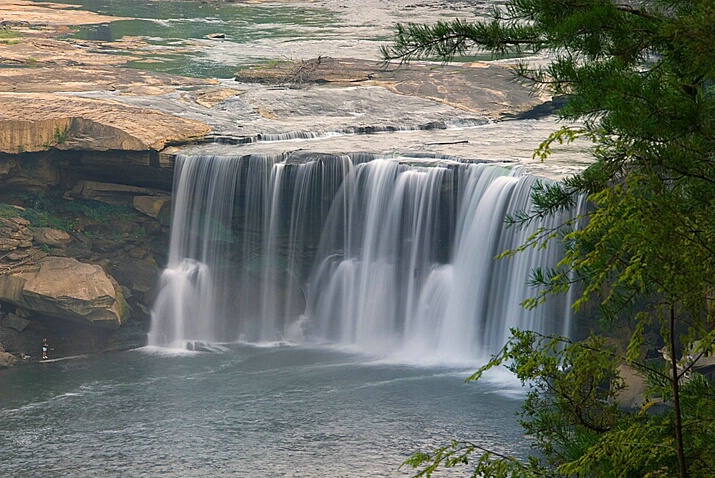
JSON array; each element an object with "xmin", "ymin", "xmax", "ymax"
[
  {"xmin": 384, "ymin": 1, "xmax": 715, "ymax": 477},
  {"xmin": 9, "ymin": 190, "xmax": 142, "ymax": 239}
]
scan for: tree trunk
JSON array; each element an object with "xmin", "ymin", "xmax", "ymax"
[{"xmin": 670, "ymin": 305, "xmax": 688, "ymax": 478}]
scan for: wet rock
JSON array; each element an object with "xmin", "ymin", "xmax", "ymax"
[
  {"xmin": 91, "ymin": 239, "xmax": 125, "ymax": 254},
  {"xmin": 128, "ymin": 247, "xmax": 148, "ymax": 259},
  {"xmin": 191, "ymin": 88, "xmax": 243, "ymax": 109},
  {"xmin": 235, "ymin": 57, "xmax": 547, "ymax": 119},
  {"xmin": 103, "ymin": 323, "xmax": 148, "ymax": 351},
  {"xmin": 109, "ymin": 219, "xmax": 137, "ymax": 236},
  {"xmin": 120, "ymin": 285, "xmax": 132, "ymax": 300},
  {"xmin": 33, "ymin": 227, "xmax": 71, "ymax": 247},
  {"xmin": 108, "ymin": 257, "xmax": 159, "ymax": 304},
  {"xmin": 72, "ymin": 231, "xmax": 92, "ymax": 246},
  {"xmin": 63, "ymin": 242, "xmax": 94, "ymax": 261}
]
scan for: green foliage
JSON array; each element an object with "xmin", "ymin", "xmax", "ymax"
[
  {"xmin": 19, "ymin": 191, "xmax": 73, "ymax": 231},
  {"xmin": 0, "ymin": 29, "xmax": 17, "ymax": 39},
  {"xmin": 15, "ymin": 190, "xmax": 137, "ymax": 236},
  {"xmin": 385, "ymin": 1, "xmax": 715, "ymax": 477},
  {"xmin": 405, "ymin": 331, "xmax": 715, "ymax": 478},
  {"xmin": 52, "ymin": 125, "xmax": 69, "ymax": 144},
  {"xmin": 0, "ymin": 204, "xmax": 21, "ymax": 219},
  {"xmin": 0, "ymin": 28, "xmax": 19, "ymax": 44}
]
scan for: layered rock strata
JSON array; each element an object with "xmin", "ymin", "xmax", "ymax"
[{"xmin": 0, "ymin": 93, "xmax": 212, "ymax": 154}]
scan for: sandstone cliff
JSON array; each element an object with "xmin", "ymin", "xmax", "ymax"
[{"xmin": 0, "ymin": 93, "xmax": 211, "ymax": 154}]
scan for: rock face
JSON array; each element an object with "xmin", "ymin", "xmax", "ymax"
[
  {"xmin": 3, "ymin": 312, "xmax": 30, "ymax": 332},
  {"xmin": 0, "ymin": 93, "xmax": 212, "ymax": 154},
  {"xmin": 134, "ymin": 195, "xmax": 172, "ymax": 222},
  {"xmin": 33, "ymin": 227, "xmax": 71, "ymax": 247},
  {"xmin": 68, "ymin": 180, "xmax": 156, "ymax": 205},
  {"xmin": 0, "ymin": 216, "xmax": 32, "ymax": 251},
  {"xmin": 0, "ymin": 257, "xmax": 127, "ymax": 329}
]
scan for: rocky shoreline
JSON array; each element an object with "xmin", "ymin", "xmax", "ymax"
[{"xmin": 0, "ymin": 181, "xmax": 171, "ymax": 365}]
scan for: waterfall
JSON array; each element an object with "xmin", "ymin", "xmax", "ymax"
[
  {"xmin": 307, "ymin": 159, "xmax": 454, "ymax": 353},
  {"xmin": 150, "ymin": 153, "xmax": 581, "ymax": 361}
]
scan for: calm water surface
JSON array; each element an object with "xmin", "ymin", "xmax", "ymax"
[{"xmin": 0, "ymin": 345, "xmax": 525, "ymax": 477}]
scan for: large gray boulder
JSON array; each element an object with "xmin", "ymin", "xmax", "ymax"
[{"xmin": 0, "ymin": 256, "xmax": 127, "ymax": 329}]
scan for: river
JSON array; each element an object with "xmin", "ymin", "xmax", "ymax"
[
  {"xmin": 1, "ymin": 345, "xmax": 525, "ymax": 477},
  {"xmin": 1, "ymin": 1, "xmax": 572, "ymax": 476}
]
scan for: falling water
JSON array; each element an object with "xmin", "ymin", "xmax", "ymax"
[
  {"xmin": 149, "ymin": 155, "xmax": 239, "ymax": 347},
  {"xmin": 150, "ymin": 153, "xmax": 581, "ymax": 361},
  {"xmin": 307, "ymin": 159, "xmax": 454, "ymax": 353},
  {"xmin": 149, "ymin": 153, "xmax": 351, "ymax": 347}
]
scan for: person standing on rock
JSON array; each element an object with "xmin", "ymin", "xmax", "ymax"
[{"xmin": 42, "ymin": 338, "xmax": 49, "ymax": 360}]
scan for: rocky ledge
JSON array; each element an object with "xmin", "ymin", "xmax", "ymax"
[
  {"xmin": 235, "ymin": 56, "xmax": 549, "ymax": 119},
  {"xmin": 0, "ymin": 93, "xmax": 212, "ymax": 154}
]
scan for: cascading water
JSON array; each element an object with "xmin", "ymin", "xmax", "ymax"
[
  {"xmin": 308, "ymin": 162, "xmax": 581, "ymax": 362},
  {"xmin": 150, "ymin": 152, "xmax": 582, "ymax": 362},
  {"xmin": 149, "ymin": 155, "xmax": 239, "ymax": 347},
  {"xmin": 149, "ymin": 152, "xmax": 351, "ymax": 347},
  {"xmin": 307, "ymin": 159, "xmax": 455, "ymax": 353}
]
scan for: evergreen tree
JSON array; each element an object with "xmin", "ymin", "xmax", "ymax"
[{"xmin": 384, "ymin": 1, "xmax": 715, "ymax": 477}]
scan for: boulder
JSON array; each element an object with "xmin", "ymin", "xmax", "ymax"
[
  {"xmin": 0, "ymin": 351, "xmax": 17, "ymax": 368},
  {"xmin": 33, "ymin": 227, "xmax": 71, "ymax": 247},
  {"xmin": 0, "ymin": 256, "xmax": 127, "ymax": 329},
  {"xmin": 133, "ymin": 195, "xmax": 171, "ymax": 220},
  {"xmin": 108, "ymin": 257, "xmax": 159, "ymax": 304}
]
